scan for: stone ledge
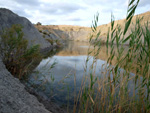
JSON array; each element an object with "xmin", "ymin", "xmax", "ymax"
[{"xmin": 0, "ymin": 58, "xmax": 51, "ymax": 113}]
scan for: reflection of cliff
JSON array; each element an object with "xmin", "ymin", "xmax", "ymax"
[
  {"xmin": 56, "ymin": 41, "xmax": 129, "ymax": 65},
  {"xmin": 56, "ymin": 41, "xmax": 141, "ymax": 73},
  {"xmin": 35, "ymin": 12, "xmax": 150, "ymax": 44},
  {"xmin": 57, "ymin": 41, "xmax": 89, "ymax": 56}
]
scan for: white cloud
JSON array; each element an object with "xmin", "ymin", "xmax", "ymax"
[
  {"xmin": 0, "ymin": 0, "xmax": 149, "ymax": 26},
  {"xmin": 138, "ymin": 0, "xmax": 150, "ymax": 7}
]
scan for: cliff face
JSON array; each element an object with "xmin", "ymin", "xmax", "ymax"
[
  {"xmin": 35, "ymin": 25, "xmax": 91, "ymax": 42},
  {"xmin": 35, "ymin": 11, "xmax": 150, "ymax": 43},
  {"xmin": 0, "ymin": 8, "xmax": 51, "ymax": 49}
]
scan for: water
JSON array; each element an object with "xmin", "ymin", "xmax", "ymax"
[{"xmin": 27, "ymin": 41, "xmax": 129, "ymax": 108}]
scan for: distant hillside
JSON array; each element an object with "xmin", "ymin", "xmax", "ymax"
[
  {"xmin": 35, "ymin": 11, "xmax": 150, "ymax": 44},
  {"xmin": 97, "ymin": 11, "xmax": 150, "ymax": 43}
]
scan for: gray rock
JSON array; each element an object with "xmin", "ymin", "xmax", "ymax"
[
  {"xmin": 0, "ymin": 8, "xmax": 51, "ymax": 113},
  {"xmin": 44, "ymin": 34, "xmax": 52, "ymax": 40},
  {"xmin": 49, "ymin": 34, "xmax": 59, "ymax": 40},
  {"xmin": 42, "ymin": 30, "xmax": 61, "ymax": 41},
  {"xmin": 0, "ymin": 58, "xmax": 51, "ymax": 113},
  {"xmin": 53, "ymin": 42, "xmax": 57, "ymax": 46},
  {"xmin": 0, "ymin": 8, "xmax": 51, "ymax": 49},
  {"xmin": 42, "ymin": 29, "xmax": 50, "ymax": 35}
]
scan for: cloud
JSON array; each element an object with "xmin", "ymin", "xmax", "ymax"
[
  {"xmin": 39, "ymin": 2, "xmax": 86, "ymax": 15},
  {"xmin": 0, "ymin": 0, "xmax": 149, "ymax": 26},
  {"xmin": 83, "ymin": 0, "xmax": 126, "ymax": 7},
  {"xmin": 138, "ymin": 0, "xmax": 150, "ymax": 7},
  {"xmin": 55, "ymin": 2, "xmax": 84, "ymax": 12},
  {"xmin": 13, "ymin": 0, "xmax": 40, "ymax": 6},
  {"xmin": 13, "ymin": 9, "xmax": 32, "ymax": 17},
  {"xmin": 64, "ymin": 17, "xmax": 83, "ymax": 21}
]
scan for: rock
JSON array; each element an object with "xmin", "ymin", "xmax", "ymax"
[
  {"xmin": 41, "ymin": 29, "xmax": 62, "ymax": 41},
  {"xmin": 0, "ymin": 58, "xmax": 51, "ymax": 113},
  {"xmin": 49, "ymin": 34, "xmax": 60, "ymax": 40},
  {"xmin": 0, "ymin": 8, "xmax": 52, "ymax": 113},
  {"xmin": 35, "ymin": 25, "xmax": 91, "ymax": 42},
  {"xmin": 0, "ymin": 8, "xmax": 51, "ymax": 49},
  {"xmin": 53, "ymin": 42, "xmax": 57, "ymax": 47},
  {"xmin": 42, "ymin": 30, "xmax": 50, "ymax": 35}
]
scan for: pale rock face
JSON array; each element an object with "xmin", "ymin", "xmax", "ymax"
[
  {"xmin": 0, "ymin": 8, "xmax": 51, "ymax": 49},
  {"xmin": 49, "ymin": 29, "xmax": 91, "ymax": 41}
]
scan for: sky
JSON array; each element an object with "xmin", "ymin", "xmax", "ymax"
[{"xmin": 0, "ymin": 0, "xmax": 150, "ymax": 27}]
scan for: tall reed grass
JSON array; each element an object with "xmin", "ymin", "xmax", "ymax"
[{"xmin": 73, "ymin": 0, "xmax": 150, "ymax": 112}]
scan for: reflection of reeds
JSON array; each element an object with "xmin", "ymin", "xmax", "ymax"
[{"xmin": 73, "ymin": 0, "xmax": 150, "ymax": 112}]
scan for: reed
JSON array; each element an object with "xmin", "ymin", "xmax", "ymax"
[{"xmin": 73, "ymin": 0, "xmax": 150, "ymax": 112}]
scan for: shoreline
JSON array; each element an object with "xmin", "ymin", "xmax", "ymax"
[{"xmin": 24, "ymin": 84, "xmax": 67, "ymax": 113}]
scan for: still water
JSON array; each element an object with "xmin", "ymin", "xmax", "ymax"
[{"xmin": 27, "ymin": 41, "xmax": 125, "ymax": 108}]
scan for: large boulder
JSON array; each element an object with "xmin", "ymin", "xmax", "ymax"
[
  {"xmin": 0, "ymin": 8, "xmax": 51, "ymax": 113},
  {"xmin": 0, "ymin": 58, "xmax": 50, "ymax": 113},
  {"xmin": 0, "ymin": 8, "xmax": 51, "ymax": 49}
]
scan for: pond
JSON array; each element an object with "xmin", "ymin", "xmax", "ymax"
[{"xmin": 27, "ymin": 41, "xmax": 129, "ymax": 109}]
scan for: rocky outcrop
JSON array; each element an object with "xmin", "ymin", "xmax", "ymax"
[
  {"xmin": 35, "ymin": 27, "xmax": 64, "ymax": 48},
  {"xmin": 53, "ymin": 28, "xmax": 90, "ymax": 41},
  {"xmin": 35, "ymin": 25, "xmax": 91, "ymax": 42},
  {"xmin": 0, "ymin": 8, "xmax": 52, "ymax": 113},
  {"xmin": 39, "ymin": 29, "xmax": 61, "ymax": 41},
  {"xmin": 0, "ymin": 8, "xmax": 51, "ymax": 49},
  {"xmin": 0, "ymin": 58, "xmax": 50, "ymax": 113}
]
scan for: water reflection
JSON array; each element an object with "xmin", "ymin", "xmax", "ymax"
[
  {"xmin": 28, "ymin": 41, "xmax": 128, "ymax": 108},
  {"xmin": 57, "ymin": 41, "xmax": 128, "ymax": 65}
]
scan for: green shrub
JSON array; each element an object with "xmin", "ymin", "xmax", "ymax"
[
  {"xmin": 55, "ymin": 39, "xmax": 62, "ymax": 46},
  {"xmin": 0, "ymin": 24, "xmax": 41, "ymax": 80},
  {"xmin": 43, "ymin": 31, "xmax": 48, "ymax": 35},
  {"xmin": 39, "ymin": 30, "xmax": 42, "ymax": 33},
  {"xmin": 46, "ymin": 39, "xmax": 54, "ymax": 45},
  {"xmin": 43, "ymin": 34, "xmax": 45, "ymax": 38}
]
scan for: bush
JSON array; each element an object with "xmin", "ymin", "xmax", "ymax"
[
  {"xmin": 36, "ymin": 22, "xmax": 42, "ymax": 25},
  {"xmin": 55, "ymin": 39, "xmax": 62, "ymax": 46},
  {"xmin": 39, "ymin": 30, "xmax": 42, "ymax": 33},
  {"xmin": 0, "ymin": 24, "xmax": 41, "ymax": 80},
  {"xmin": 43, "ymin": 31, "xmax": 48, "ymax": 35},
  {"xmin": 46, "ymin": 39, "xmax": 54, "ymax": 45},
  {"xmin": 43, "ymin": 34, "xmax": 45, "ymax": 38}
]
